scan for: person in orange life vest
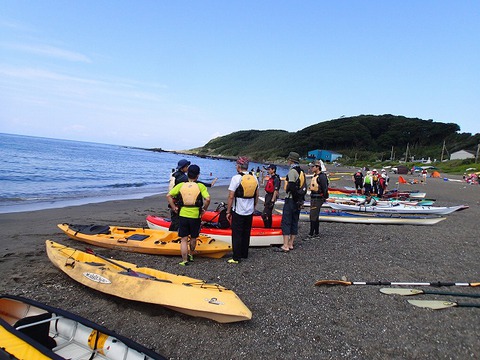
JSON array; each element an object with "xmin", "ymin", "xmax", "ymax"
[
  {"xmin": 167, "ymin": 164, "xmax": 210, "ymax": 266},
  {"xmin": 226, "ymin": 156, "xmax": 259, "ymax": 264},
  {"xmin": 261, "ymin": 164, "xmax": 281, "ymax": 228},
  {"xmin": 307, "ymin": 160, "xmax": 329, "ymax": 238}
]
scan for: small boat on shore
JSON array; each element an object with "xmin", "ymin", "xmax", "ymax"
[
  {"xmin": 58, "ymin": 223, "xmax": 231, "ymax": 259},
  {"xmin": 0, "ymin": 294, "xmax": 166, "ymax": 360},
  {"xmin": 328, "ymin": 203, "xmax": 467, "ymax": 215},
  {"xmin": 275, "ymin": 209, "xmax": 446, "ymax": 226},
  {"xmin": 146, "ymin": 215, "xmax": 283, "ymax": 246},
  {"xmin": 46, "ymin": 241, "xmax": 252, "ymax": 323}
]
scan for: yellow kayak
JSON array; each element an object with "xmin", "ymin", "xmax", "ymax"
[
  {"xmin": 58, "ymin": 223, "xmax": 231, "ymax": 259},
  {"xmin": 46, "ymin": 240, "xmax": 252, "ymax": 323}
]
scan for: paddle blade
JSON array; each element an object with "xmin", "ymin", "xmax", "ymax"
[
  {"xmin": 314, "ymin": 280, "xmax": 352, "ymax": 286},
  {"xmin": 407, "ymin": 300, "xmax": 457, "ymax": 310},
  {"xmin": 380, "ymin": 288, "xmax": 424, "ymax": 296}
]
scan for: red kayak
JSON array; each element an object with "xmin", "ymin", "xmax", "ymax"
[
  {"xmin": 146, "ymin": 215, "xmax": 283, "ymax": 247},
  {"xmin": 201, "ymin": 211, "xmax": 282, "ymax": 228}
]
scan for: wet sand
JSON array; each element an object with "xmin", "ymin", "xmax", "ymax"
[{"xmin": 1, "ymin": 169, "xmax": 479, "ymax": 359}]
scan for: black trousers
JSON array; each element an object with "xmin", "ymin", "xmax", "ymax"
[
  {"xmin": 169, "ymin": 209, "xmax": 179, "ymax": 231},
  {"xmin": 231, "ymin": 211, "xmax": 253, "ymax": 261},
  {"xmin": 261, "ymin": 192, "xmax": 275, "ymax": 228},
  {"xmin": 309, "ymin": 196, "xmax": 325, "ymax": 235}
]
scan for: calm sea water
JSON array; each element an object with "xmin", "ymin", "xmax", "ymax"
[{"xmin": 0, "ymin": 133, "xmax": 282, "ymax": 214}]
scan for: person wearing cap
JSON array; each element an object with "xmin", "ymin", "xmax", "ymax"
[
  {"xmin": 278, "ymin": 151, "xmax": 304, "ymax": 252},
  {"xmin": 167, "ymin": 164, "xmax": 210, "ymax": 266},
  {"xmin": 261, "ymin": 164, "xmax": 281, "ymax": 228},
  {"xmin": 226, "ymin": 156, "xmax": 259, "ymax": 264},
  {"xmin": 168, "ymin": 159, "xmax": 217, "ymax": 231},
  {"xmin": 307, "ymin": 160, "xmax": 329, "ymax": 238}
]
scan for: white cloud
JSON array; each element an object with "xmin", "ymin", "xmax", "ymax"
[{"xmin": 1, "ymin": 42, "xmax": 92, "ymax": 63}]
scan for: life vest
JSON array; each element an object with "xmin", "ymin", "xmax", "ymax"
[
  {"xmin": 309, "ymin": 174, "xmax": 320, "ymax": 192},
  {"xmin": 286, "ymin": 166, "xmax": 307, "ymax": 201},
  {"xmin": 234, "ymin": 172, "xmax": 258, "ymax": 198},
  {"xmin": 310, "ymin": 173, "xmax": 329, "ymax": 198},
  {"xmin": 178, "ymin": 182, "xmax": 203, "ymax": 207},
  {"xmin": 354, "ymin": 172, "xmax": 363, "ymax": 181},
  {"xmin": 265, "ymin": 174, "xmax": 279, "ymax": 193}
]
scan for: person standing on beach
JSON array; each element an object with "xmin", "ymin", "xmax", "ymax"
[
  {"xmin": 353, "ymin": 169, "xmax": 364, "ymax": 194},
  {"xmin": 261, "ymin": 164, "xmax": 281, "ymax": 228},
  {"xmin": 167, "ymin": 164, "xmax": 210, "ymax": 266},
  {"xmin": 169, "ymin": 158, "xmax": 217, "ymax": 231},
  {"xmin": 307, "ymin": 160, "xmax": 329, "ymax": 238},
  {"xmin": 278, "ymin": 152, "xmax": 306, "ymax": 252},
  {"xmin": 226, "ymin": 156, "xmax": 259, "ymax": 264},
  {"xmin": 421, "ymin": 168, "xmax": 428, "ymax": 184}
]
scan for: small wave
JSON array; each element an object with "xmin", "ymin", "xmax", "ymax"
[{"xmin": 105, "ymin": 182, "xmax": 148, "ymax": 189}]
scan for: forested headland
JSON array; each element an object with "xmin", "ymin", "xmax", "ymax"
[{"xmin": 189, "ymin": 115, "xmax": 479, "ymax": 166}]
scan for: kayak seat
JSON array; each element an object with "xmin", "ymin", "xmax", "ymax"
[
  {"xmin": 69, "ymin": 224, "xmax": 111, "ymax": 235},
  {"xmin": 14, "ymin": 313, "xmax": 57, "ymax": 350},
  {"xmin": 126, "ymin": 234, "xmax": 150, "ymax": 241}
]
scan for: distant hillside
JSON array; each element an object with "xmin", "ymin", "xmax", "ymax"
[{"xmin": 191, "ymin": 115, "xmax": 479, "ymax": 163}]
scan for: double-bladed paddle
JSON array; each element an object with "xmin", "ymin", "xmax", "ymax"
[
  {"xmin": 380, "ymin": 288, "xmax": 480, "ymax": 298},
  {"xmin": 407, "ymin": 300, "xmax": 480, "ymax": 310},
  {"xmin": 314, "ymin": 280, "xmax": 480, "ymax": 287},
  {"xmin": 85, "ymin": 248, "xmax": 156, "ymax": 279}
]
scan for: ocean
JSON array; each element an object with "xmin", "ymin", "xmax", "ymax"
[{"xmin": 0, "ymin": 133, "xmax": 283, "ymax": 214}]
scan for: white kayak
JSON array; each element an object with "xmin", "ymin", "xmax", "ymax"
[
  {"xmin": 276, "ymin": 209, "xmax": 446, "ymax": 226},
  {"xmin": 328, "ymin": 202, "xmax": 467, "ymax": 215},
  {"xmin": 0, "ymin": 294, "xmax": 166, "ymax": 359}
]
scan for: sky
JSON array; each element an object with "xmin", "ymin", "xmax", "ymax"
[{"xmin": 1, "ymin": 1, "xmax": 479, "ymax": 150}]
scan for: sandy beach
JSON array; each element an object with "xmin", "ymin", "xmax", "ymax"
[{"xmin": 1, "ymin": 169, "xmax": 479, "ymax": 359}]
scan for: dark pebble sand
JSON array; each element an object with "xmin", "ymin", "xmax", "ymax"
[{"xmin": 1, "ymin": 168, "xmax": 479, "ymax": 359}]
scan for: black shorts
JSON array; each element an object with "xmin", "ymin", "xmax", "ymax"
[{"xmin": 178, "ymin": 217, "xmax": 201, "ymax": 238}]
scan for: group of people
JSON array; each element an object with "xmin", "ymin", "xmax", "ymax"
[
  {"xmin": 352, "ymin": 168, "xmax": 389, "ymax": 196},
  {"xmin": 166, "ymin": 151, "xmax": 329, "ymax": 265}
]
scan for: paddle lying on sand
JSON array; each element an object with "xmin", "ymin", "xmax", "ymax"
[
  {"xmin": 380, "ymin": 288, "xmax": 480, "ymax": 298},
  {"xmin": 314, "ymin": 280, "xmax": 480, "ymax": 287},
  {"xmin": 85, "ymin": 247, "xmax": 157, "ymax": 279},
  {"xmin": 407, "ymin": 300, "xmax": 480, "ymax": 310}
]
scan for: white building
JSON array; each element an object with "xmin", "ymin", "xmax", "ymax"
[{"xmin": 450, "ymin": 150, "xmax": 475, "ymax": 160}]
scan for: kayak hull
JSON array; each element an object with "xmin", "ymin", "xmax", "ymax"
[
  {"xmin": 0, "ymin": 294, "xmax": 166, "ymax": 360},
  {"xmin": 46, "ymin": 241, "xmax": 252, "ymax": 323},
  {"xmin": 58, "ymin": 223, "xmax": 231, "ymax": 259},
  {"xmin": 146, "ymin": 215, "xmax": 283, "ymax": 247}
]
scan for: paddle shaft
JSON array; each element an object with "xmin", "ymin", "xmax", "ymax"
[
  {"xmin": 315, "ymin": 280, "xmax": 480, "ymax": 287},
  {"xmin": 85, "ymin": 248, "xmax": 153, "ymax": 279}
]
